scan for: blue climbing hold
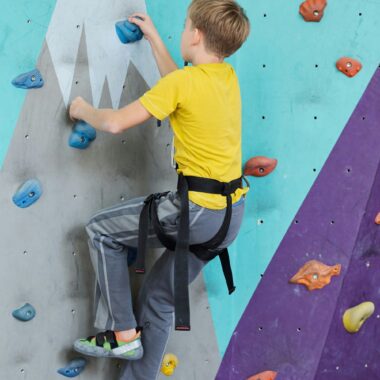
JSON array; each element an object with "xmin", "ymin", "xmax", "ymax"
[
  {"xmin": 69, "ymin": 121, "xmax": 96, "ymax": 150},
  {"xmin": 115, "ymin": 19, "xmax": 143, "ymax": 44},
  {"xmin": 57, "ymin": 358, "xmax": 87, "ymax": 378},
  {"xmin": 68, "ymin": 132, "xmax": 91, "ymax": 150},
  {"xmin": 12, "ymin": 69, "xmax": 44, "ymax": 89},
  {"xmin": 12, "ymin": 303, "xmax": 36, "ymax": 322},
  {"xmin": 12, "ymin": 179, "xmax": 42, "ymax": 208},
  {"xmin": 74, "ymin": 120, "xmax": 96, "ymax": 141}
]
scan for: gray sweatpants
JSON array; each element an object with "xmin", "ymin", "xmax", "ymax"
[{"xmin": 85, "ymin": 191, "xmax": 245, "ymax": 380}]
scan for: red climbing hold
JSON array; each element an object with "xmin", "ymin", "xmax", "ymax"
[
  {"xmin": 375, "ymin": 212, "xmax": 380, "ymax": 225},
  {"xmin": 336, "ymin": 57, "xmax": 362, "ymax": 78},
  {"xmin": 299, "ymin": 0, "xmax": 327, "ymax": 22},
  {"xmin": 246, "ymin": 371, "xmax": 277, "ymax": 380},
  {"xmin": 243, "ymin": 156, "xmax": 277, "ymax": 177}
]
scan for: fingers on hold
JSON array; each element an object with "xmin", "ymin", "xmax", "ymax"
[{"xmin": 130, "ymin": 12, "xmax": 147, "ymax": 21}]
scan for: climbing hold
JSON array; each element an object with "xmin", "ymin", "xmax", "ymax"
[
  {"xmin": 12, "ymin": 303, "xmax": 36, "ymax": 321},
  {"xmin": 343, "ymin": 301, "xmax": 375, "ymax": 333},
  {"xmin": 12, "ymin": 179, "xmax": 43, "ymax": 208},
  {"xmin": 73, "ymin": 120, "xmax": 96, "ymax": 141},
  {"xmin": 12, "ymin": 69, "xmax": 44, "ymax": 89},
  {"xmin": 375, "ymin": 212, "xmax": 380, "ymax": 225},
  {"xmin": 243, "ymin": 156, "xmax": 278, "ymax": 177},
  {"xmin": 289, "ymin": 260, "xmax": 341, "ymax": 291},
  {"xmin": 336, "ymin": 57, "xmax": 362, "ymax": 78},
  {"xmin": 57, "ymin": 358, "xmax": 87, "ymax": 378},
  {"xmin": 299, "ymin": 0, "xmax": 327, "ymax": 22},
  {"xmin": 161, "ymin": 353, "xmax": 179, "ymax": 376},
  {"xmin": 68, "ymin": 132, "xmax": 91, "ymax": 150},
  {"xmin": 69, "ymin": 121, "xmax": 96, "ymax": 150},
  {"xmin": 246, "ymin": 371, "xmax": 277, "ymax": 380},
  {"xmin": 115, "ymin": 19, "xmax": 143, "ymax": 44}
]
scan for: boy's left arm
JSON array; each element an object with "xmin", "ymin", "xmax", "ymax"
[{"xmin": 69, "ymin": 96, "xmax": 152, "ymax": 134}]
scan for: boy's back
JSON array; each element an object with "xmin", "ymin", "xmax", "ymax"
[{"xmin": 140, "ymin": 62, "xmax": 249, "ymax": 209}]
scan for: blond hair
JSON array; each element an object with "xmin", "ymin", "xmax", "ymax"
[{"xmin": 188, "ymin": 0, "xmax": 250, "ymax": 58}]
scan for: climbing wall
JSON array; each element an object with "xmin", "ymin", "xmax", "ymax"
[
  {"xmin": 0, "ymin": 0, "xmax": 219, "ymax": 379},
  {"xmin": 2, "ymin": 0, "xmax": 380, "ymax": 379},
  {"xmin": 217, "ymin": 67, "xmax": 380, "ymax": 380}
]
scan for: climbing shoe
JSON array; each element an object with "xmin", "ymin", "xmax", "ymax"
[{"xmin": 73, "ymin": 330, "xmax": 143, "ymax": 360}]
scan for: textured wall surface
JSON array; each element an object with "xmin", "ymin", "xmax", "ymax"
[{"xmin": 1, "ymin": 1, "xmax": 219, "ymax": 379}]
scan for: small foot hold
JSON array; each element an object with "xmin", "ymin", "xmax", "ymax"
[
  {"xmin": 115, "ymin": 19, "xmax": 143, "ymax": 44},
  {"xmin": 161, "ymin": 353, "xmax": 179, "ymax": 376},
  {"xmin": 336, "ymin": 57, "xmax": 362, "ymax": 77},
  {"xmin": 246, "ymin": 370, "xmax": 277, "ymax": 380},
  {"xmin": 289, "ymin": 260, "xmax": 341, "ymax": 290},
  {"xmin": 343, "ymin": 301, "xmax": 375, "ymax": 333},
  {"xmin": 244, "ymin": 156, "xmax": 277, "ymax": 177},
  {"xmin": 12, "ymin": 303, "xmax": 36, "ymax": 321},
  {"xmin": 57, "ymin": 358, "xmax": 87, "ymax": 378},
  {"xmin": 12, "ymin": 69, "xmax": 44, "ymax": 89},
  {"xmin": 299, "ymin": 0, "xmax": 327, "ymax": 22},
  {"xmin": 12, "ymin": 179, "xmax": 42, "ymax": 208}
]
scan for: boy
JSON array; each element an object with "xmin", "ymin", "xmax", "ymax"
[{"xmin": 69, "ymin": 0, "xmax": 250, "ymax": 378}]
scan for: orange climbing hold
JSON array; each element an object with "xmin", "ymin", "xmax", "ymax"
[
  {"xmin": 246, "ymin": 370, "xmax": 278, "ymax": 380},
  {"xmin": 289, "ymin": 260, "xmax": 341, "ymax": 291},
  {"xmin": 244, "ymin": 156, "xmax": 277, "ymax": 177},
  {"xmin": 299, "ymin": 0, "xmax": 327, "ymax": 22},
  {"xmin": 375, "ymin": 212, "xmax": 380, "ymax": 225},
  {"xmin": 336, "ymin": 57, "xmax": 362, "ymax": 77}
]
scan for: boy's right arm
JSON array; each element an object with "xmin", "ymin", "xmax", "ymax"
[{"xmin": 129, "ymin": 13, "xmax": 178, "ymax": 77}]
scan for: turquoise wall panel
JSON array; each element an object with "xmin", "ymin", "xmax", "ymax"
[
  {"xmin": 147, "ymin": 0, "xmax": 380, "ymax": 356},
  {"xmin": 0, "ymin": 1, "xmax": 56, "ymax": 166}
]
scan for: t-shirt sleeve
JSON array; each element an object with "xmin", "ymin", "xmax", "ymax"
[{"xmin": 139, "ymin": 69, "xmax": 189, "ymax": 121}]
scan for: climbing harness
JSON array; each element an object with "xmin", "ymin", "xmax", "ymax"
[{"xmin": 136, "ymin": 172, "xmax": 249, "ymax": 331}]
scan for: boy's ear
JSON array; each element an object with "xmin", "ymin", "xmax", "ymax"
[{"xmin": 191, "ymin": 27, "xmax": 202, "ymax": 46}]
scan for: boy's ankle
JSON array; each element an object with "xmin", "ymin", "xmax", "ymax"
[{"xmin": 115, "ymin": 328, "xmax": 137, "ymax": 342}]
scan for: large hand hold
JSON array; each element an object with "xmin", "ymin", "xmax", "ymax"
[
  {"xmin": 246, "ymin": 371, "xmax": 277, "ymax": 380},
  {"xmin": 12, "ymin": 178, "xmax": 43, "ymax": 208},
  {"xmin": 12, "ymin": 69, "xmax": 44, "ymax": 89},
  {"xmin": 244, "ymin": 156, "xmax": 277, "ymax": 177},
  {"xmin": 68, "ymin": 120, "xmax": 96, "ymax": 150},
  {"xmin": 161, "ymin": 353, "xmax": 179, "ymax": 376},
  {"xmin": 336, "ymin": 57, "xmax": 362, "ymax": 78},
  {"xmin": 343, "ymin": 302, "xmax": 375, "ymax": 333},
  {"xmin": 57, "ymin": 358, "xmax": 87, "ymax": 378},
  {"xmin": 115, "ymin": 19, "xmax": 143, "ymax": 44},
  {"xmin": 12, "ymin": 303, "xmax": 36, "ymax": 321},
  {"xmin": 299, "ymin": 0, "xmax": 327, "ymax": 22},
  {"xmin": 289, "ymin": 260, "xmax": 341, "ymax": 291}
]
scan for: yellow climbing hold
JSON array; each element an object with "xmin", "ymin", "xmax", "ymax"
[
  {"xmin": 161, "ymin": 353, "xmax": 179, "ymax": 376},
  {"xmin": 343, "ymin": 301, "xmax": 375, "ymax": 333}
]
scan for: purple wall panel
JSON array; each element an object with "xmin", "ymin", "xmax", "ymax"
[{"xmin": 217, "ymin": 68, "xmax": 380, "ymax": 380}]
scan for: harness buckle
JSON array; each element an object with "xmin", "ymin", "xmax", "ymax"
[{"xmin": 222, "ymin": 182, "xmax": 233, "ymax": 196}]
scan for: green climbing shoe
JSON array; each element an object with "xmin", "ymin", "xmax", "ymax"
[{"xmin": 73, "ymin": 330, "xmax": 143, "ymax": 360}]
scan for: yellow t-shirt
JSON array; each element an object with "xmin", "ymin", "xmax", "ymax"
[{"xmin": 139, "ymin": 62, "xmax": 249, "ymax": 209}]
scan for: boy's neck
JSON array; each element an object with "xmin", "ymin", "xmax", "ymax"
[{"xmin": 190, "ymin": 50, "xmax": 224, "ymax": 66}]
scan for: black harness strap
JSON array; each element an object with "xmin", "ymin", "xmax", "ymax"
[{"xmin": 136, "ymin": 174, "xmax": 245, "ymax": 331}]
